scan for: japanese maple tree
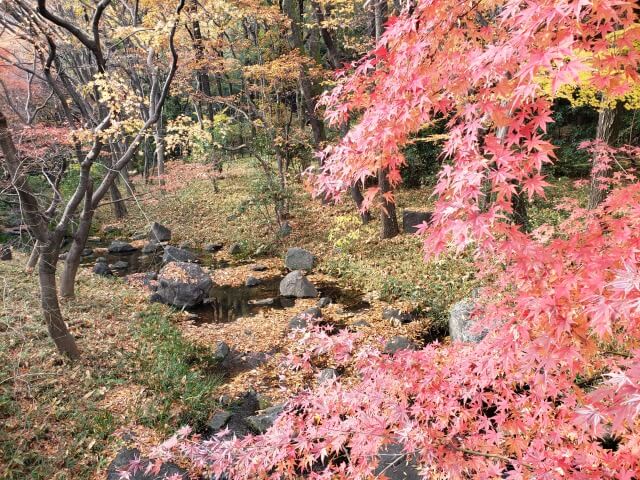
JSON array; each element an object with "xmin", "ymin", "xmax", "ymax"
[{"xmin": 143, "ymin": 0, "xmax": 640, "ymax": 478}]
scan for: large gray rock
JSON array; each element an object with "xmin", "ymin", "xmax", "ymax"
[
  {"xmin": 384, "ymin": 336, "xmax": 416, "ymax": 355},
  {"xmin": 374, "ymin": 443, "xmax": 421, "ymax": 480},
  {"xmin": 212, "ymin": 341, "xmax": 230, "ymax": 362},
  {"xmin": 162, "ymin": 245, "xmax": 197, "ymax": 264},
  {"xmin": 142, "ymin": 242, "xmax": 163, "ymax": 254},
  {"xmin": 148, "ymin": 222, "xmax": 171, "ymax": 242},
  {"xmin": 207, "ymin": 410, "xmax": 233, "ymax": 432},
  {"xmin": 284, "ymin": 247, "xmax": 314, "ymax": 271},
  {"xmin": 317, "ymin": 368, "xmax": 337, "ymax": 384},
  {"xmin": 402, "ymin": 210, "xmax": 433, "ymax": 234},
  {"xmin": 289, "ymin": 307, "xmax": 322, "ymax": 329},
  {"xmin": 107, "ymin": 448, "xmax": 188, "ymax": 480},
  {"xmin": 156, "ymin": 262, "xmax": 213, "ymax": 308},
  {"xmin": 449, "ymin": 297, "xmax": 487, "ymax": 343},
  {"xmin": 279, "ymin": 270, "xmax": 318, "ymax": 298},
  {"xmin": 111, "ymin": 260, "xmax": 129, "ymax": 270},
  {"xmin": 108, "ymin": 240, "xmax": 137, "ymax": 254},
  {"xmin": 93, "ymin": 262, "xmax": 112, "ymax": 276},
  {"xmin": 245, "ymin": 404, "xmax": 285, "ymax": 434}
]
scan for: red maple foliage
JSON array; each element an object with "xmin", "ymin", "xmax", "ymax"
[{"xmin": 147, "ymin": 1, "xmax": 640, "ymax": 478}]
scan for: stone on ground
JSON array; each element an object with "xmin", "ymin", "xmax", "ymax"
[
  {"xmin": 106, "ymin": 448, "xmax": 189, "ymax": 480},
  {"xmin": 156, "ymin": 262, "xmax": 212, "ymax": 308},
  {"xmin": 288, "ymin": 307, "xmax": 322, "ymax": 329},
  {"xmin": 402, "ymin": 210, "xmax": 433, "ymax": 234},
  {"xmin": 284, "ymin": 247, "xmax": 314, "ymax": 271},
  {"xmin": 148, "ymin": 222, "xmax": 171, "ymax": 242},
  {"xmin": 384, "ymin": 336, "xmax": 416, "ymax": 355},
  {"xmin": 93, "ymin": 262, "xmax": 112, "ymax": 276},
  {"xmin": 279, "ymin": 270, "xmax": 318, "ymax": 298},
  {"xmin": 449, "ymin": 297, "xmax": 487, "ymax": 343},
  {"xmin": 162, "ymin": 245, "xmax": 197, "ymax": 264},
  {"xmin": 108, "ymin": 240, "xmax": 137, "ymax": 254},
  {"xmin": 0, "ymin": 245, "xmax": 12, "ymax": 261},
  {"xmin": 245, "ymin": 404, "xmax": 285, "ymax": 434}
]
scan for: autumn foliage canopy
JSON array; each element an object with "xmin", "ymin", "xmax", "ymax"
[{"xmin": 147, "ymin": 0, "xmax": 640, "ymax": 478}]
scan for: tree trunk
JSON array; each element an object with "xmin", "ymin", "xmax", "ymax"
[
  {"xmin": 39, "ymin": 238, "xmax": 81, "ymax": 359},
  {"xmin": 511, "ymin": 185, "xmax": 529, "ymax": 231},
  {"xmin": 192, "ymin": 14, "xmax": 214, "ymax": 121},
  {"xmin": 154, "ymin": 114, "xmax": 166, "ymax": 186},
  {"xmin": 588, "ymin": 103, "xmax": 623, "ymax": 209},
  {"xmin": 109, "ymin": 182, "xmax": 128, "ymax": 218},
  {"xmin": 60, "ymin": 184, "xmax": 94, "ymax": 298},
  {"xmin": 350, "ymin": 185, "xmax": 371, "ymax": 224},
  {"xmin": 373, "ymin": 0, "xmax": 398, "ymax": 238},
  {"xmin": 378, "ymin": 169, "xmax": 399, "ymax": 239},
  {"xmin": 1, "ymin": 107, "xmax": 80, "ymax": 358}
]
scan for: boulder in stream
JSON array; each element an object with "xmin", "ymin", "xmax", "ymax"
[
  {"xmin": 162, "ymin": 245, "xmax": 197, "ymax": 264},
  {"xmin": 108, "ymin": 240, "xmax": 137, "ymax": 254},
  {"xmin": 156, "ymin": 262, "xmax": 213, "ymax": 308}
]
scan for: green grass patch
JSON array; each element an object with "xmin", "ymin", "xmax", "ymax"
[{"xmin": 133, "ymin": 307, "xmax": 222, "ymax": 432}]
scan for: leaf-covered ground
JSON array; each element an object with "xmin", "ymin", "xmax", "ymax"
[{"xmin": 1, "ymin": 158, "xmax": 584, "ymax": 479}]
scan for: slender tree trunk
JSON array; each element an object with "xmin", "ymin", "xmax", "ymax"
[
  {"xmin": 191, "ymin": 13, "xmax": 214, "ymax": 121},
  {"xmin": 511, "ymin": 185, "xmax": 529, "ymax": 231},
  {"xmin": 1, "ymin": 107, "xmax": 80, "ymax": 358},
  {"xmin": 39, "ymin": 238, "xmax": 81, "ymax": 359},
  {"xmin": 60, "ymin": 184, "xmax": 93, "ymax": 298},
  {"xmin": 155, "ymin": 114, "xmax": 166, "ymax": 186},
  {"xmin": 588, "ymin": 103, "xmax": 623, "ymax": 209},
  {"xmin": 350, "ymin": 185, "xmax": 371, "ymax": 224},
  {"xmin": 120, "ymin": 166, "xmax": 135, "ymax": 195},
  {"xmin": 378, "ymin": 168, "xmax": 399, "ymax": 238},
  {"xmin": 109, "ymin": 182, "xmax": 127, "ymax": 218},
  {"xmin": 373, "ymin": 0, "xmax": 398, "ymax": 238}
]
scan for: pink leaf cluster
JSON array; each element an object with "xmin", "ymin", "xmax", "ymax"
[{"xmin": 153, "ymin": 1, "xmax": 640, "ymax": 478}]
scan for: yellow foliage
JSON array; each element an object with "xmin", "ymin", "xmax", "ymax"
[{"xmin": 538, "ymin": 24, "xmax": 640, "ymax": 110}]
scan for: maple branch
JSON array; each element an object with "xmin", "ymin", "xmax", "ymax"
[{"xmin": 36, "ymin": 0, "xmax": 111, "ymax": 71}]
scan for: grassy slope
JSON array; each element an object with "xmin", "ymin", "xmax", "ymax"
[{"xmin": 0, "ymin": 257, "xmax": 220, "ymax": 480}]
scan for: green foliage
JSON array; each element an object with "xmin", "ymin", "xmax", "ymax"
[
  {"xmin": 133, "ymin": 308, "xmax": 221, "ymax": 431},
  {"xmin": 546, "ymin": 99, "xmax": 598, "ymax": 178},
  {"xmin": 327, "ymin": 214, "xmax": 362, "ymax": 252},
  {"xmin": 401, "ymin": 125, "xmax": 446, "ymax": 188}
]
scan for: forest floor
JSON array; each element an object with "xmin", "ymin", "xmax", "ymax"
[{"xmin": 0, "ymin": 157, "xmax": 583, "ymax": 479}]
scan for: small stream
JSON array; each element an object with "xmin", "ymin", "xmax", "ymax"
[{"xmin": 77, "ymin": 238, "xmax": 370, "ymax": 324}]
